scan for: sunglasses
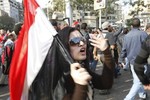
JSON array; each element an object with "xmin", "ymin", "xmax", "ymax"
[{"xmin": 69, "ymin": 37, "xmax": 86, "ymax": 46}]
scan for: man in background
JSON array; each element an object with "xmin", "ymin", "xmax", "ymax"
[
  {"xmin": 119, "ymin": 18, "xmax": 148, "ymax": 100},
  {"xmin": 50, "ymin": 19, "xmax": 60, "ymax": 32}
]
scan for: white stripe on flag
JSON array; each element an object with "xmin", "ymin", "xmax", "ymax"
[{"xmin": 21, "ymin": 7, "xmax": 57, "ymax": 99}]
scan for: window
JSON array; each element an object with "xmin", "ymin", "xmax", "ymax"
[{"xmin": 84, "ymin": 13, "xmax": 88, "ymax": 16}]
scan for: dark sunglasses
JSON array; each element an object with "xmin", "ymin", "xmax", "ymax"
[{"xmin": 69, "ymin": 37, "xmax": 86, "ymax": 46}]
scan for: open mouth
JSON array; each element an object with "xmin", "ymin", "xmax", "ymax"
[{"xmin": 80, "ymin": 48, "xmax": 86, "ymax": 53}]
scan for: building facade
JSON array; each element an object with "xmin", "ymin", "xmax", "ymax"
[
  {"xmin": 0, "ymin": 9, "xmax": 8, "ymax": 16},
  {"xmin": 0, "ymin": 0, "xmax": 22, "ymax": 22},
  {"xmin": 145, "ymin": 0, "xmax": 150, "ymax": 12}
]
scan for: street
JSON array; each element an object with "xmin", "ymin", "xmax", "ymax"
[
  {"xmin": 95, "ymin": 67, "xmax": 132, "ymax": 100},
  {"xmin": 0, "ymin": 86, "xmax": 9, "ymax": 100},
  {"xmin": 0, "ymin": 63, "xmax": 150, "ymax": 100}
]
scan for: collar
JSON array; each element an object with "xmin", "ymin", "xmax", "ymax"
[{"xmin": 102, "ymin": 30, "xmax": 109, "ymax": 33}]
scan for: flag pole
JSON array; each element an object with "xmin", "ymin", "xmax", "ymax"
[
  {"xmin": 55, "ymin": 35, "xmax": 73, "ymax": 64},
  {"xmin": 55, "ymin": 35, "xmax": 74, "ymax": 75},
  {"xmin": 65, "ymin": 0, "xmax": 73, "ymax": 26}
]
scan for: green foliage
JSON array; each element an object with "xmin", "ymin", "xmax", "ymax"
[
  {"xmin": 99, "ymin": 0, "xmax": 118, "ymax": 19},
  {"xmin": 49, "ymin": 0, "xmax": 119, "ymax": 19},
  {"xmin": 53, "ymin": 0, "xmax": 65, "ymax": 12},
  {"xmin": 52, "ymin": 0, "xmax": 94, "ymax": 12},
  {"xmin": 0, "ymin": 15, "xmax": 15, "ymax": 31},
  {"xmin": 43, "ymin": 8, "xmax": 54, "ymax": 19},
  {"xmin": 71, "ymin": 0, "xmax": 94, "ymax": 12},
  {"xmin": 43, "ymin": 0, "xmax": 66, "ymax": 18},
  {"xmin": 125, "ymin": 18, "xmax": 132, "ymax": 28},
  {"xmin": 106, "ymin": 0, "xmax": 115, "ymax": 14},
  {"xmin": 127, "ymin": 0, "xmax": 146, "ymax": 17},
  {"xmin": 74, "ymin": 0, "xmax": 93, "ymax": 4}
]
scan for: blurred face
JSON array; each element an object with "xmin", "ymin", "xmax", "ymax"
[
  {"xmin": 69, "ymin": 30, "xmax": 87, "ymax": 62},
  {"xmin": 0, "ymin": 29, "xmax": 5, "ymax": 35},
  {"xmin": 108, "ymin": 25, "xmax": 114, "ymax": 32}
]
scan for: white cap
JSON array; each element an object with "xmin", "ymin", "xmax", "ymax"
[{"xmin": 102, "ymin": 21, "xmax": 110, "ymax": 29}]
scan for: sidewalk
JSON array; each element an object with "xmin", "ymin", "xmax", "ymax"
[
  {"xmin": 1, "ymin": 62, "xmax": 150, "ymax": 100},
  {"xmin": 94, "ymin": 64, "xmax": 150, "ymax": 100}
]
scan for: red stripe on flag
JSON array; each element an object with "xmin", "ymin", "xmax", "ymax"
[{"xmin": 9, "ymin": 0, "xmax": 39, "ymax": 100}]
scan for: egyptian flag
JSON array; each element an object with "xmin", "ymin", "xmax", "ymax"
[{"xmin": 9, "ymin": 0, "xmax": 57, "ymax": 99}]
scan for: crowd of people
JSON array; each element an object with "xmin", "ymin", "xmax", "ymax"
[
  {"xmin": 0, "ymin": 29, "xmax": 16, "ymax": 86},
  {"xmin": 48, "ymin": 18, "xmax": 150, "ymax": 100},
  {"xmin": 0, "ymin": 22, "xmax": 23, "ymax": 85},
  {"xmin": 0, "ymin": 17, "xmax": 150, "ymax": 100}
]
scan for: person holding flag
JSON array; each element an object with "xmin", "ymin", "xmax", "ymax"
[
  {"xmin": 9, "ymin": 0, "xmax": 115, "ymax": 100},
  {"xmin": 28, "ymin": 26, "xmax": 115, "ymax": 100},
  {"xmin": 9, "ymin": 0, "xmax": 57, "ymax": 99}
]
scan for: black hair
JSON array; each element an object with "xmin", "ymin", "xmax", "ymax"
[
  {"xmin": 81, "ymin": 23, "xmax": 87, "ymax": 30},
  {"xmin": 57, "ymin": 26, "xmax": 90, "ymax": 93},
  {"xmin": 146, "ymin": 23, "xmax": 150, "ymax": 31},
  {"xmin": 58, "ymin": 26, "xmax": 89, "ymax": 67},
  {"xmin": 132, "ymin": 18, "xmax": 140, "ymax": 28},
  {"xmin": 75, "ymin": 24, "xmax": 80, "ymax": 31},
  {"xmin": 50, "ymin": 19, "xmax": 58, "ymax": 26},
  {"xmin": 13, "ymin": 22, "xmax": 23, "ymax": 36},
  {"xmin": 122, "ymin": 28, "xmax": 129, "ymax": 34}
]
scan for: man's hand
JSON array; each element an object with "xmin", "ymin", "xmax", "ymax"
[
  {"xmin": 118, "ymin": 62, "xmax": 125, "ymax": 68},
  {"xmin": 70, "ymin": 63, "xmax": 92, "ymax": 85}
]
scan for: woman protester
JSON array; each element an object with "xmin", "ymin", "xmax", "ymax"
[{"xmin": 29, "ymin": 27, "xmax": 115, "ymax": 100}]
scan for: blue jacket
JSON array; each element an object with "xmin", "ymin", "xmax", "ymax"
[{"xmin": 119, "ymin": 28, "xmax": 148, "ymax": 64}]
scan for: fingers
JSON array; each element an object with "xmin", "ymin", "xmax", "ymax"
[
  {"xmin": 144, "ymin": 85, "xmax": 150, "ymax": 90},
  {"xmin": 89, "ymin": 37, "xmax": 107, "ymax": 44},
  {"xmin": 94, "ymin": 56, "xmax": 98, "ymax": 60},
  {"xmin": 81, "ymin": 72, "xmax": 92, "ymax": 81},
  {"xmin": 89, "ymin": 37, "xmax": 107, "ymax": 45},
  {"xmin": 78, "ymin": 70, "xmax": 92, "ymax": 82},
  {"xmin": 89, "ymin": 37, "xmax": 108, "ymax": 51},
  {"xmin": 77, "ymin": 67, "xmax": 87, "ymax": 73},
  {"xmin": 70, "ymin": 63, "xmax": 92, "ymax": 85},
  {"xmin": 97, "ymin": 33, "xmax": 104, "ymax": 38},
  {"xmin": 90, "ymin": 43, "xmax": 100, "ymax": 48},
  {"xmin": 89, "ymin": 34, "xmax": 97, "ymax": 39},
  {"xmin": 89, "ymin": 39, "xmax": 100, "ymax": 45},
  {"xmin": 71, "ymin": 63, "xmax": 82, "ymax": 70},
  {"xmin": 89, "ymin": 35, "xmax": 100, "ymax": 40},
  {"xmin": 70, "ymin": 63, "xmax": 87, "ymax": 73}
]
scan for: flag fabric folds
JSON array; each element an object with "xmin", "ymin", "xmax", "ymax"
[{"xmin": 9, "ymin": 0, "xmax": 57, "ymax": 100}]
